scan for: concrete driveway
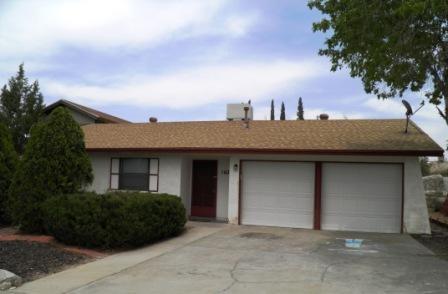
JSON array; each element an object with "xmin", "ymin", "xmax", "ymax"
[{"xmin": 15, "ymin": 222, "xmax": 448, "ymax": 294}]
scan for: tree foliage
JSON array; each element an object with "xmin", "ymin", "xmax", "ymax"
[
  {"xmin": 419, "ymin": 156, "xmax": 431, "ymax": 176},
  {"xmin": 309, "ymin": 0, "xmax": 448, "ymax": 125},
  {"xmin": 9, "ymin": 107, "xmax": 93, "ymax": 233},
  {"xmin": 0, "ymin": 64, "xmax": 45, "ymax": 153},
  {"xmin": 280, "ymin": 102, "xmax": 286, "ymax": 120},
  {"xmin": 297, "ymin": 97, "xmax": 304, "ymax": 120},
  {"xmin": 0, "ymin": 123, "xmax": 18, "ymax": 224},
  {"xmin": 270, "ymin": 99, "xmax": 275, "ymax": 120}
]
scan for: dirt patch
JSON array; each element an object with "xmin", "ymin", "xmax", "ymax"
[
  {"xmin": 0, "ymin": 240, "xmax": 90, "ymax": 281},
  {"xmin": 239, "ymin": 232, "xmax": 281, "ymax": 240},
  {"xmin": 412, "ymin": 222, "xmax": 448, "ymax": 261}
]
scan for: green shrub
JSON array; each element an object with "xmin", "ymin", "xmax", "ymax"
[
  {"xmin": 0, "ymin": 123, "xmax": 18, "ymax": 224},
  {"xmin": 8, "ymin": 107, "xmax": 93, "ymax": 233},
  {"xmin": 43, "ymin": 192, "xmax": 187, "ymax": 248}
]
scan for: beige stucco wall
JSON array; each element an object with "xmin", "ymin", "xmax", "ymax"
[
  {"xmin": 87, "ymin": 153, "xmax": 229, "ymax": 221},
  {"xmin": 87, "ymin": 152, "xmax": 430, "ymax": 234},
  {"xmin": 87, "ymin": 152, "xmax": 183, "ymax": 197}
]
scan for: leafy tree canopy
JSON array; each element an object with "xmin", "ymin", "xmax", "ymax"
[
  {"xmin": 309, "ymin": 0, "xmax": 448, "ymax": 125},
  {"xmin": 9, "ymin": 107, "xmax": 93, "ymax": 233},
  {"xmin": 0, "ymin": 64, "xmax": 45, "ymax": 153}
]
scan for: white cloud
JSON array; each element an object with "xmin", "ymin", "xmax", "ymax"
[
  {"xmin": 42, "ymin": 59, "xmax": 327, "ymax": 108},
  {"xmin": 0, "ymin": 0, "xmax": 256, "ymax": 59}
]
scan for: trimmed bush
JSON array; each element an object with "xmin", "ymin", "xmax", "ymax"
[
  {"xmin": 0, "ymin": 123, "xmax": 18, "ymax": 223},
  {"xmin": 43, "ymin": 192, "xmax": 187, "ymax": 248},
  {"xmin": 8, "ymin": 107, "xmax": 93, "ymax": 233}
]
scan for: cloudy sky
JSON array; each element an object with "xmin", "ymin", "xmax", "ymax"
[{"xmin": 0, "ymin": 0, "xmax": 446, "ymax": 149}]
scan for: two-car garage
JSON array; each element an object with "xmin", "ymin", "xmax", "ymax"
[{"xmin": 240, "ymin": 161, "xmax": 403, "ymax": 233}]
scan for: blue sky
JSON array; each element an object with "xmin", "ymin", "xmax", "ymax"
[{"xmin": 0, "ymin": 0, "xmax": 446, "ymax": 149}]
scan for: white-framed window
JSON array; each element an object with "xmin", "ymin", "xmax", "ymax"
[{"xmin": 110, "ymin": 158, "xmax": 159, "ymax": 192}]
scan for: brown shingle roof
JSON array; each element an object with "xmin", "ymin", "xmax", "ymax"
[
  {"xmin": 82, "ymin": 119, "xmax": 444, "ymax": 156},
  {"xmin": 45, "ymin": 99, "xmax": 130, "ymax": 124}
]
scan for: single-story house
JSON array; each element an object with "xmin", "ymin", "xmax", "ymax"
[
  {"xmin": 81, "ymin": 108, "xmax": 444, "ymax": 235},
  {"xmin": 44, "ymin": 99, "xmax": 130, "ymax": 125}
]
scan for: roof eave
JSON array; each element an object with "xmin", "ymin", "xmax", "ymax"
[
  {"xmin": 45, "ymin": 100, "xmax": 100, "ymax": 121},
  {"xmin": 85, "ymin": 147, "xmax": 444, "ymax": 157}
]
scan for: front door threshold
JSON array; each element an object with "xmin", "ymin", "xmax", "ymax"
[{"xmin": 189, "ymin": 216, "xmax": 228, "ymax": 223}]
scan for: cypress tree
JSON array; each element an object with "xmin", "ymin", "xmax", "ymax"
[
  {"xmin": 280, "ymin": 102, "xmax": 286, "ymax": 120},
  {"xmin": 0, "ymin": 123, "xmax": 18, "ymax": 224},
  {"xmin": 9, "ymin": 107, "xmax": 93, "ymax": 233},
  {"xmin": 297, "ymin": 97, "xmax": 304, "ymax": 120},
  {"xmin": 270, "ymin": 99, "xmax": 275, "ymax": 120},
  {"xmin": 0, "ymin": 64, "xmax": 45, "ymax": 154}
]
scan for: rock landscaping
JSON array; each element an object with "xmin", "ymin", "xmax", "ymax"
[
  {"xmin": 414, "ymin": 171, "xmax": 448, "ymax": 260},
  {"xmin": 0, "ymin": 269, "xmax": 22, "ymax": 291},
  {"xmin": 423, "ymin": 174, "xmax": 448, "ymax": 212},
  {"xmin": 0, "ymin": 240, "xmax": 89, "ymax": 289},
  {"xmin": 0, "ymin": 225, "xmax": 110, "ymax": 290}
]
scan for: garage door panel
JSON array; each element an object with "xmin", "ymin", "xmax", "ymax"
[
  {"xmin": 243, "ymin": 211, "xmax": 313, "ymax": 228},
  {"xmin": 241, "ymin": 161, "xmax": 314, "ymax": 229},
  {"xmin": 326, "ymin": 184, "xmax": 401, "ymax": 196},
  {"xmin": 322, "ymin": 163, "xmax": 402, "ymax": 233},
  {"xmin": 244, "ymin": 194, "xmax": 314, "ymax": 211},
  {"xmin": 244, "ymin": 181, "xmax": 314, "ymax": 195},
  {"xmin": 324, "ymin": 198, "xmax": 401, "ymax": 217},
  {"xmin": 323, "ymin": 215, "xmax": 401, "ymax": 233}
]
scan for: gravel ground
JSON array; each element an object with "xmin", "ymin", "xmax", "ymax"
[
  {"xmin": 412, "ymin": 222, "xmax": 448, "ymax": 261},
  {"xmin": 0, "ymin": 240, "xmax": 90, "ymax": 281}
]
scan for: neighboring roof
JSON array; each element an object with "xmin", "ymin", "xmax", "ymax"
[
  {"xmin": 44, "ymin": 99, "xmax": 130, "ymax": 124},
  {"xmin": 82, "ymin": 119, "xmax": 444, "ymax": 156}
]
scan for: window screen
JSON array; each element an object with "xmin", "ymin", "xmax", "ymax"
[
  {"xmin": 119, "ymin": 158, "xmax": 148, "ymax": 191},
  {"xmin": 110, "ymin": 158, "xmax": 159, "ymax": 192}
]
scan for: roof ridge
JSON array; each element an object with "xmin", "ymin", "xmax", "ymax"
[
  {"xmin": 45, "ymin": 99, "xmax": 130, "ymax": 123},
  {"xmin": 123, "ymin": 118, "xmax": 408, "ymax": 125}
]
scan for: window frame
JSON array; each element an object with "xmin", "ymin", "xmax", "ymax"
[{"xmin": 109, "ymin": 157, "xmax": 159, "ymax": 192}]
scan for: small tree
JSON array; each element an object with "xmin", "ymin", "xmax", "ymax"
[
  {"xmin": 0, "ymin": 123, "xmax": 17, "ymax": 224},
  {"xmin": 9, "ymin": 107, "xmax": 93, "ymax": 233},
  {"xmin": 270, "ymin": 99, "xmax": 275, "ymax": 120},
  {"xmin": 0, "ymin": 64, "xmax": 45, "ymax": 154},
  {"xmin": 280, "ymin": 102, "xmax": 286, "ymax": 120},
  {"xmin": 308, "ymin": 0, "xmax": 448, "ymax": 126},
  {"xmin": 297, "ymin": 97, "xmax": 304, "ymax": 120}
]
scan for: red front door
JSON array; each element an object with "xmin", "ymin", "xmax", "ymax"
[{"xmin": 191, "ymin": 160, "xmax": 217, "ymax": 218}]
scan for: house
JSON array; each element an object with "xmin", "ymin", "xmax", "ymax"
[
  {"xmin": 44, "ymin": 99, "xmax": 129, "ymax": 125},
  {"xmin": 81, "ymin": 105, "xmax": 444, "ymax": 234}
]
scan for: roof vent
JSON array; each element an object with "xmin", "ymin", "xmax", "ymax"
[
  {"xmin": 227, "ymin": 103, "xmax": 253, "ymax": 121},
  {"xmin": 149, "ymin": 117, "xmax": 158, "ymax": 123},
  {"xmin": 319, "ymin": 113, "xmax": 329, "ymax": 120}
]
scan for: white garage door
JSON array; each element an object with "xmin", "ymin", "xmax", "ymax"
[
  {"xmin": 322, "ymin": 163, "xmax": 402, "ymax": 233},
  {"xmin": 241, "ymin": 161, "xmax": 315, "ymax": 228}
]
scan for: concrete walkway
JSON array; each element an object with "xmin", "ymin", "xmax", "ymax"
[
  {"xmin": 13, "ymin": 223, "xmax": 448, "ymax": 294},
  {"xmin": 12, "ymin": 222, "xmax": 226, "ymax": 294}
]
